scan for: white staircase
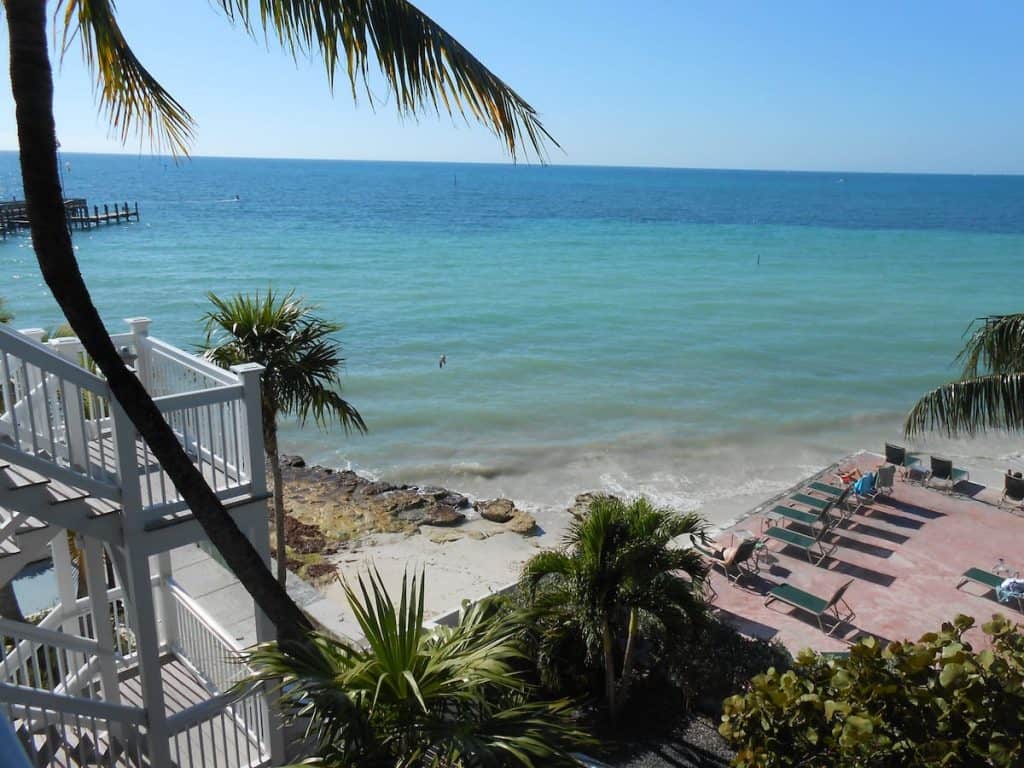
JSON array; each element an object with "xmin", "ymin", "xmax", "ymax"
[{"xmin": 0, "ymin": 319, "xmax": 282, "ymax": 768}]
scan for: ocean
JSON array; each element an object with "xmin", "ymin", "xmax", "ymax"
[{"xmin": 2, "ymin": 153, "xmax": 1022, "ymax": 534}]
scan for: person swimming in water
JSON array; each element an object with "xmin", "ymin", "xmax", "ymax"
[{"xmin": 439, "ymin": 354, "xmax": 447, "ymax": 369}]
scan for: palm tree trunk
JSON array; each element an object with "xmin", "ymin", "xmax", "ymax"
[
  {"xmin": 619, "ymin": 607, "xmax": 639, "ymax": 697},
  {"xmin": 602, "ymin": 620, "xmax": 617, "ymax": 719},
  {"xmin": 0, "ymin": 581, "xmax": 26, "ymax": 623},
  {"xmin": 264, "ymin": 423, "xmax": 288, "ymax": 586},
  {"xmin": 4, "ymin": 0, "xmax": 311, "ymax": 645}
]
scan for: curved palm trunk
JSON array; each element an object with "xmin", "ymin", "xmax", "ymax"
[
  {"xmin": 5, "ymin": 0, "xmax": 310, "ymax": 645},
  {"xmin": 619, "ymin": 607, "xmax": 639, "ymax": 697},
  {"xmin": 264, "ymin": 421, "xmax": 288, "ymax": 586},
  {"xmin": 601, "ymin": 619, "xmax": 617, "ymax": 720}
]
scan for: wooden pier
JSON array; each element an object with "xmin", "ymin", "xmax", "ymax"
[{"xmin": 0, "ymin": 198, "xmax": 140, "ymax": 238}]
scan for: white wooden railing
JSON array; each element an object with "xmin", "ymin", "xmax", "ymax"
[
  {"xmin": 165, "ymin": 578, "xmax": 247, "ymax": 693},
  {"xmin": 0, "ymin": 326, "xmax": 121, "ymax": 499},
  {"xmin": 167, "ymin": 683, "xmax": 271, "ymax": 768},
  {"xmin": 3, "ymin": 581, "xmax": 272, "ymax": 767},
  {"xmin": 0, "ymin": 320, "xmax": 266, "ymax": 523},
  {"xmin": 0, "ymin": 682, "xmax": 148, "ymax": 768}
]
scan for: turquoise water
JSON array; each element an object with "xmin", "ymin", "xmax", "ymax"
[{"xmin": 2, "ymin": 154, "xmax": 1022, "ymax": 521}]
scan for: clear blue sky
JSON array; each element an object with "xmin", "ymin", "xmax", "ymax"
[{"xmin": 1, "ymin": 1, "xmax": 1022, "ymax": 173}]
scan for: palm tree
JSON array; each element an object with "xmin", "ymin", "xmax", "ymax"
[
  {"xmin": 203, "ymin": 290, "xmax": 367, "ymax": 585},
  {"xmin": 245, "ymin": 569, "xmax": 590, "ymax": 766},
  {"xmin": 905, "ymin": 314, "xmax": 1024, "ymax": 437},
  {"xmin": 521, "ymin": 496, "xmax": 710, "ymax": 720},
  {"xmin": 4, "ymin": 0, "xmax": 555, "ymax": 643}
]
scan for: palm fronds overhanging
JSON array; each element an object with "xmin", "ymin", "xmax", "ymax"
[
  {"xmin": 520, "ymin": 496, "xmax": 710, "ymax": 719},
  {"xmin": 244, "ymin": 569, "xmax": 591, "ymax": 766},
  {"xmin": 58, "ymin": 0, "xmax": 556, "ymax": 158},
  {"xmin": 905, "ymin": 313, "xmax": 1024, "ymax": 437}
]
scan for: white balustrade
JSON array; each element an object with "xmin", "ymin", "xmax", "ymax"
[
  {"xmin": 165, "ymin": 578, "xmax": 247, "ymax": 693},
  {"xmin": 0, "ymin": 326, "xmax": 121, "ymax": 498},
  {"xmin": 167, "ymin": 684, "xmax": 270, "ymax": 768}
]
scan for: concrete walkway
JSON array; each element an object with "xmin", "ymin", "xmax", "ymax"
[{"xmin": 168, "ymin": 544, "xmax": 352, "ymax": 647}]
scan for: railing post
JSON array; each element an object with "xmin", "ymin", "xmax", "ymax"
[
  {"xmin": 125, "ymin": 317, "xmax": 152, "ymax": 390},
  {"xmin": 47, "ymin": 337, "xmax": 88, "ymax": 470},
  {"xmin": 110, "ymin": 398, "xmax": 172, "ymax": 765},
  {"xmin": 82, "ymin": 537, "xmax": 121, "ymax": 708},
  {"xmin": 247, "ymin": 518, "xmax": 286, "ymax": 765},
  {"xmin": 51, "ymin": 531, "xmax": 84, "ymax": 676},
  {"xmin": 155, "ymin": 551, "xmax": 178, "ymax": 651},
  {"xmin": 230, "ymin": 363, "xmax": 267, "ymax": 496},
  {"xmin": 117, "ymin": 542, "xmax": 172, "ymax": 767}
]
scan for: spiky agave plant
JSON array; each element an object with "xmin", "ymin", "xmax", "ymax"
[{"xmin": 244, "ymin": 569, "xmax": 591, "ymax": 767}]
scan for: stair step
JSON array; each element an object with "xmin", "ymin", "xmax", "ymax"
[
  {"xmin": 47, "ymin": 478, "xmax": 91, "ymax": 505},
  {"xmin": 0, "ymin": 462, "xmax": 51, "ymax": 491}
]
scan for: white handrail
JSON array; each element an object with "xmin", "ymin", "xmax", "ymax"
[
  {"xmin": 154, "ymin": 385, "xmax": 245, "ymax": 411},
  {"xmin": 0, "ymin": 681, "xmax": 146, "ymax": 724},
  {"xmin": 165, "ymin": 578, "xmax": 241, "ymax": 652},
  {"xmin": 0, "ymin": 617, "xmax": 103, "ymax": 656},
  {"xmin": 145, "ymin": 337, "xmax": 237, "ymax": 387},
  {"xmin": 0, "ymin": 325, "xmax": 106, "ymax": 391}
]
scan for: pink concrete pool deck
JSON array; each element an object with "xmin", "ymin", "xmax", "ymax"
[{"xmin": 706, "ymin": 451, "xmax": 1024, "ymax": 654}]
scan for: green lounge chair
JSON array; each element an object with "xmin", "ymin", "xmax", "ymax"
[
  {"xmin": 692, "ymin": 537, "xmax": 760, "ymax": 601},
  {"xmin": 809, "ymin": 481, "xmax": 845, "ymax": 497},
  {"xmin": 769, "ymin": 501, "xmax": 837, "ymax": 531},
  {"xmin": 764, "ymin": 523, "xmax": 836, "ymax": 565},
  {"xmin": 929, "ymin": 456, "xmax": 969, "ymax": 494},
  {"xmin": 790, "ymin": 493, "xmax": 830, "ymax": 510},
  {"xmin": 764, "ymin": 578, "xmax": 856, "ymax": 635},
  {"xmin": 957, "ymin": 568, "xmax": 1023, "ymax": 611}
]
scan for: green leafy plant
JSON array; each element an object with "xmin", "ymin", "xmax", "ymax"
[
  {"xmin": 203, "ymin": 289, "xmax": 366, "ymax": 585},
  {"xmin": 521, "ymin": 496, "xmax": 710, "ymax": 720},
  {"xmin": 720, "ymin": 614, "xmax": 1024, "ymax": 767},
  {"xmin": 245, "ymin": 569, "xmax": 591, "ymax": 767}
]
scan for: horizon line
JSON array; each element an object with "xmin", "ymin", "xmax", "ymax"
[{"xmin": 0, "ymin": 148, "xmax": 1021, "ymax": 178}]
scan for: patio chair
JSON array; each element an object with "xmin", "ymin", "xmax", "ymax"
[
  {"xmin": 764, "ymin": 522, "xmax": 837, "ymax": 565},
  {"xmin": 957, "ymin": 567, "xmax": 1023, "ymax": 612},
  {"xmin": 764, "ymin": 578, "xmax": 856, "ymax": 635},
  {"xmin": 1000, "ymin": 473, "xmax": 1024, "ymax": 512},
  {"xmin": 885, "ymin": 442, "xmax": 922, "ymax": 477},
  {"xmin": 693, "ymin": 536, "xmax": 760, "ymax": 587},
  {"xmin": 928, "ymin": 456, "xmax": 969, "ymax": 493},
  {"xmin": 850, "ymin": 465, "xmax": 895, "ymax": 513}
]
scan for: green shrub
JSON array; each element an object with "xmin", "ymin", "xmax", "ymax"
[
  {"xmin": 720, "ymin": 614, "xmax": 1024, "ymax": 767},
  {"xmin": 667, "ymin": 617, "xmax": 791, "ymax": 715}
]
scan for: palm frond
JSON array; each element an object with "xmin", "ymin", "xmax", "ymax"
[
  {"xmin": 904, "ymin": 373, "xmax": 1024, "ymax": 437},
  {"xmin": 216, "ymin": 0, "xmax": 556, "ymax": 160},
  {"xmin": 956, "ymin": 314, "xmax": 1024, "ymax": 378},
  {"xmin": 202, "ymin": 289, "xmax": 367, "ymax": 435},
  {"xmin": 245, "ymin": 566, "xmax": 589, "ymax": 764},
  {"xmin": 58, "ymin": 0, "xmax": 196, "ymax": 153}
]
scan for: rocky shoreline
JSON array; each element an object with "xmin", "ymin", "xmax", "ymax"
[{"xmin": 274, "ymin": 455, "xmax": 539, "ymax": 581}]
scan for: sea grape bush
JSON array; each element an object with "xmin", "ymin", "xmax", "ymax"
[{"xmin": 719, "ymin": 614, "xmax": 1024, "ymax": 767}]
